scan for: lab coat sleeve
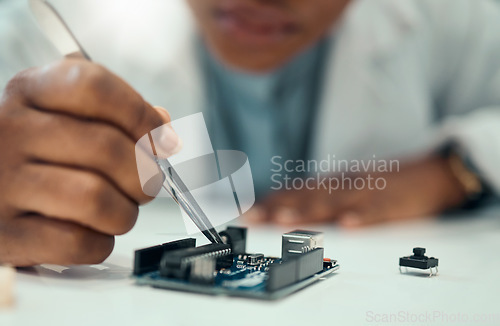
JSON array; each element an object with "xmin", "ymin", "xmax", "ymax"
[
  {"xmin": 0, "ymin": 0, "xmax": 59, "ymax": 90},
  {"xmin": 436, "ymin": 0, "xmax": 500, "ymax": 196}
]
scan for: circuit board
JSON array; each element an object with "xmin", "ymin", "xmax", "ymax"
[
  {"xmin": 133, "ymin": 228, "xmax": 339, "ymax": 300},
  {"xmin": 136, "ymin": 255, "xmax": 338, "ymax": 300}
]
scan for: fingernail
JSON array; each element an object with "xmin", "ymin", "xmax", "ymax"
[
  {"xmin": 339, "ymin": 212, "xmax": 361, "ymax": 228},
  {"xmin": 274, "ymin": 207, "xmax": 302, "ymax": 225},
  {"xmin": 155, "ymin": 125, "xmax": 182, "ymax": 159},
  {"xmin": 170, "ymin": 137, "xmax": 183, "ymax": 155},
  {"xmin": 153, "ymin": 106, "xmax": 171, "ymax": 123}
]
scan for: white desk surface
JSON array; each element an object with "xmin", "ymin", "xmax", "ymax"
[{"xmin": 1, "ymin": 199, "xmax": 500, "ymax": 326}]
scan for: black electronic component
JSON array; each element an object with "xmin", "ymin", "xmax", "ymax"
[
  {"xmin": 267, "ymin": 248, "xmax": 324, "ymax": 291},
  {"xmin": 189, "ymin": 256, "xmax": 217, "ymax": 285},
  {"xmin": 247, "ymin": 254, "xmax": 264, "ymax": 266},
  {"xmin": 220, "ymin": 227, "xmax": 247, "ymax": 254},
  {"xmin": 133, "ymin": 227, "xmax": 339, "ymax": 300},
  {"xmin": 399, "ymin": 247, "xmax": 439, "ymax": 276},
  {"xmin": 323, "ymin": 258, "xmax": 336, "ymax": 269},
  {"xmin": 297, "ymin": 248, "xmax": 324, "ymax": 280},
  {"xmin": 267, "ymin": 258, "xmax": 297, "ymax": 292},
  {"xmin": 133, "ymin": 238, "xmax": 196, "ymax": 276},
  {"xmin": 160, "ymin": 243, "xmax": 232, "ymax": 280}
]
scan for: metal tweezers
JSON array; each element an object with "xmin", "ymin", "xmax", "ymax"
[{"xmin": 29, "ymin": 0, "xmax": 223, "ymax": 244}]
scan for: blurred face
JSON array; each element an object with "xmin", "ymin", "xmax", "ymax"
[{"xmin": 186, "ymin": 0, "xmax": 351, "ymax": 72}]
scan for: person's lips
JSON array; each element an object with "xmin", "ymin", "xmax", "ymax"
[{"xmin": 213, "ymin": 0, "xmax": 299, "ymax": 46}]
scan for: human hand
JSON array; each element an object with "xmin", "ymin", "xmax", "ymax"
[
  {"xmin": 0, "ymin": 59, "xmax": 178, "ymax": 266},
  {"xmin": 246, "ymin": 156, "xmax": 467, "ymax": 228}
]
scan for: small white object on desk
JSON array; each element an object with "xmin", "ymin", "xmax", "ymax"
[{"xmin": 0, "ymin": 265, "xmax": 15, "ymax": 308}]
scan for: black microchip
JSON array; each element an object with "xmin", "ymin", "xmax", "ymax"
[
  {"xmin": 160, "ymin": 243, "xmax": 232, "ymax": 279},
  {"xmin": 247, "ymin": 254, "xmax": 264, "ymax": 265},
  {"xmin": 220, "ymin": 227, "xmax": 247, "ymax": 254}
]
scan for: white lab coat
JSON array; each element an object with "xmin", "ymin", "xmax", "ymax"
[{"xmin": 1, "ymin": 0, "xmax": 500, "ymax": 196}]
